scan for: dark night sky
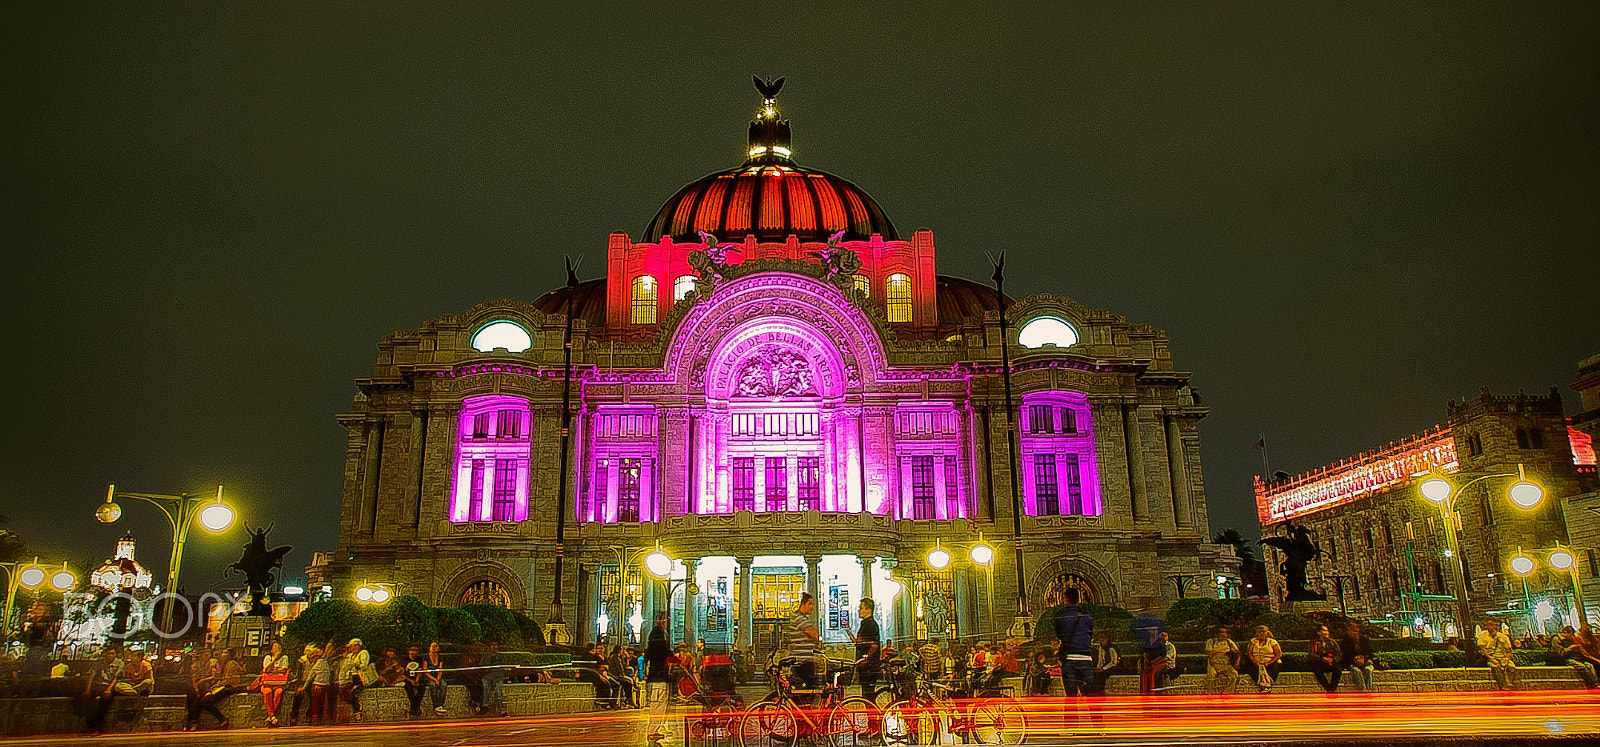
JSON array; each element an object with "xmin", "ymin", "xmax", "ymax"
[{"xmin": 3, "ymin": 5, "xmax": 1596, "ymax": 589}]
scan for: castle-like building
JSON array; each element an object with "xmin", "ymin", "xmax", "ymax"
[{"xmin": 330, "ymin": 81, "xmax": 1228, "ymax": 653}]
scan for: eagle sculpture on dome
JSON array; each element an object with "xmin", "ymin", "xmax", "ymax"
[
  {"xmin": 754, "ymin": 75, "xmax": 785, "ymax": 102},
  {"xmin": 810, "ymin": 229, "xmax": 862, "ymax": 292}
]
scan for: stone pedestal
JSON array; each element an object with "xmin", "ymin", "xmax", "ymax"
[{"xmin": 1285, "ymin": 600, "xmax": 1334, "ymax": 615}]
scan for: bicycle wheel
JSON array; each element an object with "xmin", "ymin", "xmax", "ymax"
[
  {"xmin": 740, "ymin": 701, "xmax": 797, "ymax": 747},
  {"xmin": 969, "ymin": 697, "xmax": 1026, "ymax": 745},
  {"xmin": 827, "ymin": 697, "xmax": 879, "ymax": 747},
  {"xmin": 708, "ymin": 703, "xmax": 742, "ymax": 742},
  {"xmin": 881, "ymin": 701, "xmax": 935, "ymax": 746}
]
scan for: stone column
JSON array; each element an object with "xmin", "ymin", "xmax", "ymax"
[
  {"xmin": 1164, "ymin": 413, "xmax": 1194, "ymax": 532},
  {"xmin": 360, "ymin": 417, "xmax": 386, "ymax": 534},
  {"xmin": 737, "ymin": 555, "xmax": 755, "ymax": 651},
  {"xmin": 805, "ymin": 554, "xmax": 823, "ymax": 630},
  {"xmin": 683, "ymin": 557, "xmax": 700, "ymax": 647},
  {"xmin": 407, "ymin": 408, "xmax": 428, "ymax": 528},
  {"xmin": 1122, "ymin": 403, "xmax": 1151, "ymax": 525},
  {"xmin": 858, "ymin": 555, "xmax": 875, "ymax": 601}
]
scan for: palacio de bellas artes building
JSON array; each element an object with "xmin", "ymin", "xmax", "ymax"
[{"xmin": 329, "ymin": 79, "xmax": 1229, "ymax": 654}]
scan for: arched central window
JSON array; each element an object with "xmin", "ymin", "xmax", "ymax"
[
  {"xmin": 885, "ymin": 273, "xmax": 912, "ymax": 323},
  {"xmin": 631, "ymin": 275, "xmax": 657, "ymax": 324}
]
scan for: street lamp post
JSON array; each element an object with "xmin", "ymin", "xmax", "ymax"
[
  {"xmin": 926, "ymin": 535, "xmax": 999, "ymax": 641},
  {"xmin": 1417, "ymin": 464, "xmax": 1543, "ymax": 655},
  {"xmin": 95, "ymin": 484, "xmax": 237, "ymax": 631},
  {"xmin": 2, "ymin": 559, "xmax": 76, "ymax": 646}
]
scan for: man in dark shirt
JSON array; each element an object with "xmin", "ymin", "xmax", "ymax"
[
  {"xmin": 850, "ymin": 598, "xmax": 881, "ymax": 699},
  {"xmin": 1054, "ymin": 587, "xmax": 1095, "ymax": 697},
  {"xmin": 645, "ymin": 611, "xmax": 672, "ymax": 742}
]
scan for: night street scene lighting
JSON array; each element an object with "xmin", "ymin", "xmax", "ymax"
[{"xmin": 3, "ymin": 4, "xmax": 1598, "ymax": 745}]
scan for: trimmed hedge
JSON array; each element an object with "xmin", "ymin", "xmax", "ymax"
[{"xmin": 283, "ymin": 595, "xmax": 543, "ymax": 656}]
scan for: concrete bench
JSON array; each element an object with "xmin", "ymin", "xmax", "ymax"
[
  {"xmin": 1006, "ymin": 666, "xmax": 1587, "ymax": 697},
  {"xmin": 0, "ymin": 681, "xmax": 598, "ymax": 735}
]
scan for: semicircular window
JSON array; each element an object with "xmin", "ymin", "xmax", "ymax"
[
  {"xmin": 1017, "ymin": 316, "xmax": 1079, "ymax": 349},
  {"xmin": 471, "ymin": 321, "xmax": 532, "ymax": 353}
]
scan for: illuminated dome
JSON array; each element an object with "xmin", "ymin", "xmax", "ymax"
[{"xmin": 642, "ymin": 78, "xmax": 897, "ymax": 244}]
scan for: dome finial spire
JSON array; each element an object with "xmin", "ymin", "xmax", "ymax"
[{"xmin": 748, "ymin": 76, "xmax": 791, "ymax": 163}]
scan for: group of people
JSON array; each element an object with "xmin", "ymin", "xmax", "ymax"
[{"xmin": 1200, "ymin": 622, "xmax": 1376, "ymax": 694}]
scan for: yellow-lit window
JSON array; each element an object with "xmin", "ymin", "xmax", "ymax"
[
  {"xmin": 673, "ymin": 275, "xmax": 696, "ymax": 302},
  {"xmin": 631, "ymin": 275, "xmax": 657, "ymax": 324},
  {"xmin": 852, "ymin": 274, "xmax": 870, "ymax": 297},
  {"xmin": 886, "ymin": 273, "xmax": 912, "ymax": 323}
]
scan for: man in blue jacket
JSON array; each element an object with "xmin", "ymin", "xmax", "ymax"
[{"xmin": 1054, "ymin": 588, "xmax": 1095, "ymax": 697}]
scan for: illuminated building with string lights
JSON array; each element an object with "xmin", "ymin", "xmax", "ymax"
[
  {"xmin": 330, "ymin": 79, "xmax": 1229, "ymax": 654},
  {"xmin": 1256, "ymin": 386, "xmax": 1598, "ymax": 638}
]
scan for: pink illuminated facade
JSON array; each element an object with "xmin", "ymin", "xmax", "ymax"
[{"xmin": 332, "ymin": 81, "xmax": 1228, "ymax": 652}]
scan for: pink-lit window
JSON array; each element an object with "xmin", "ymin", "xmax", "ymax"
[
  {"xmin": 1020, "ymin": 393, "xmax": 1100, "ymax": 517},
  {"xmin": 732, "ymin": 458, "xmax": 756, "ymax": 512},
  {"xmin": 943, "ymin": 456, "xmax": 961, "ymax": 518},
  {"xmin": 797, "ymin": 457, "xmax": 820, "ymax": 511},
  {"xmin": 496, "ymin": 410, "xmax": 521, "ymax": 438},
  {"xmin": 1033, "ymin": 455, "xmax": 1059, "ymax": 516},
  {"xmin": 618, "ymin": 459, "xmax": 642, "ymax": 522},
  {"xmin": 468, "ymin": 460, "xmax": 486, "ymax": 520},
  {"xmin": 764, "ymin": 457, "xmax": 788, "ymax": 512},
  {"xmin": 450, "ymin": 395, "xmax": 531, "ymax": 523},
  {"xmin": 587, "ymin": 459, "xmax": 608, "ymax": 522},
  {"xmin": 911, "ymin": 456, "xmax": 936, "ymax": 520},
  {"xmin": 492, "ymin": 459, "xmax": 517, "ymax": 522}
]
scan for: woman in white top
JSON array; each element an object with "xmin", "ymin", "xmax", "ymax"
[{"xmin": 260, "ymin": 642, "xmax": 290, "ymax": 727}]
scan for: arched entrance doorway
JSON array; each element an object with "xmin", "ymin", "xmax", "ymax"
[{"xmin": 1041, "ymin": 573, "xmax": 1097, "ymax": 607}]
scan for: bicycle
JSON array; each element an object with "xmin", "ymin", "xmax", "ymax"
[
  {"xmin": 738, "ymin": 656, "xmax": 880, "ymax": 747},
  {"xmin": 881, "ymin": 671, "xmax": 1026, "ymax": 745}
]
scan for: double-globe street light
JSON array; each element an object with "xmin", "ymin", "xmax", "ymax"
[
  {"xmin": 95, "ymin": 484, "xmax": 238, "ymax": 631},
  {"xmin": 2, "ymin": 558, "xmax": 76, "ymax": 645},
  {"xmin": 355, "ymin": 581, "xmax": 403, "ymax": 605},
  {"xmin": 926, "ymin": 534, "xmax": 998, "ymax": 641},
  {"xmin": 1416, "ymin": 464, "xmax": 1544, "ymax": 649},
  {"xmin": 1509, "ymin": 544, "xmax": 1585, "ymax": 633}
]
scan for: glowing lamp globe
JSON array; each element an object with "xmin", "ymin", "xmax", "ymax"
[
  {"xmin": 1550, "ymin": 549, "xmax": 1576, "ymax": 571},
  {"xmin": 283, "ymin": 586, "xmax": 305, "ymax": 596},
  {"xmin": 1413, "ymin": 617, "xmax": 1425, "ymax": 627},
  {"xmin": 1509, "ymin": 480, "xmax": 1544, "ymax": 510},
  {"xmin": 1510, "ymin": 555, "xmax": 1535, "ymax": 576},
  {"xmin": 16, "ymin": 565, "xmax": 46, "ymax": 589},
  {"xmin": 355, "ymin": 586, "xmax": 374, "ymax": 602},
  {"xmin": 926, "ymin": 547, "xmax": 951, "ymax": 571},
  {"xmin": 198, "ymin": 502, "xmax": 235, "ymax": 532},
  {"xmin": 644, "ymin": 549, "xmax": 674, "ymax": 579},
  {"xmin": 95, "ymin": 501, "xmax": 122, "ymax": 524},
  {"xmin": 969, "ymin": 543, "xmax": 994, "ymax": 566},
  {"xmin": 371, "ymin": 587, "xmax": 392, "ymax": 604},
  {"xmin": 1419, "ymin": 477, "xmax": 1453, "ymax": 504},
  {"xmin": 50, "ymin": 569, "xmax": 75, "ymax": 592},
  {"xmin": 1536, "ymin": 600, "xmax": 1557, "ymax": 622}
]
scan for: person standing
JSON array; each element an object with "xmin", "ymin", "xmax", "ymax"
[
  {"xmin": 1477, "ymin": 619, "xmax": 1518, "ymax": 690},
  {"xmin": 1204, "ymin": 627, "xmax": 1239, "ymax": 694},
  {"xmin": 1341, "ymin": 622, "xmax": 1376, "ymax": 692},
  {"xmin": 850, "ymin": 597, "xmax": 881, "ymax": 700},
  {"xmin": 1131, "ymin": 611, "xmax": 1165, "ymax": 695},
  {"xmin": 917, "ymin": 637, "xmax": 945, "ymax": 682},
  {"xmin": 1309, "ymin": 625, "xmax": 1342, "ymax": 694},
  {"xmin": 1245, "ymin": 626, "xmax": 1284, "ymax": 693},
  {"xmin": 1054, "ymin": 587, "xmax": 1095, "ymax": 698},
  {"xmin": 307, "ymin": 643, "xmax": 336, "ymax": 724},
  {"xmin": 337, "ymin": 638, "xmax": 370, "ymax": 723},
  {"xmin": 785, "ymin": 593, "xmax": 822, "ymax": 689},
  {"xmin": 645, "ymin": 610, "xmax": 673, "ymax": 743},
  {"xmin": 259, "ymin": 642, "xmax": 290, "ymax": 727}
]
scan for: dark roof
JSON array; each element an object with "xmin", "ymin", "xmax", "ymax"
[
  {"xmin": 531, "ymin": 278, "xmax": 607, "ymax": 328},
  {"xmin": 642, "ymin": 163, "xmax": 898, "ymax": 244},
  {"xmin": 936, "ymin": 276, "xmax": 1008, "ymax": 324}
]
